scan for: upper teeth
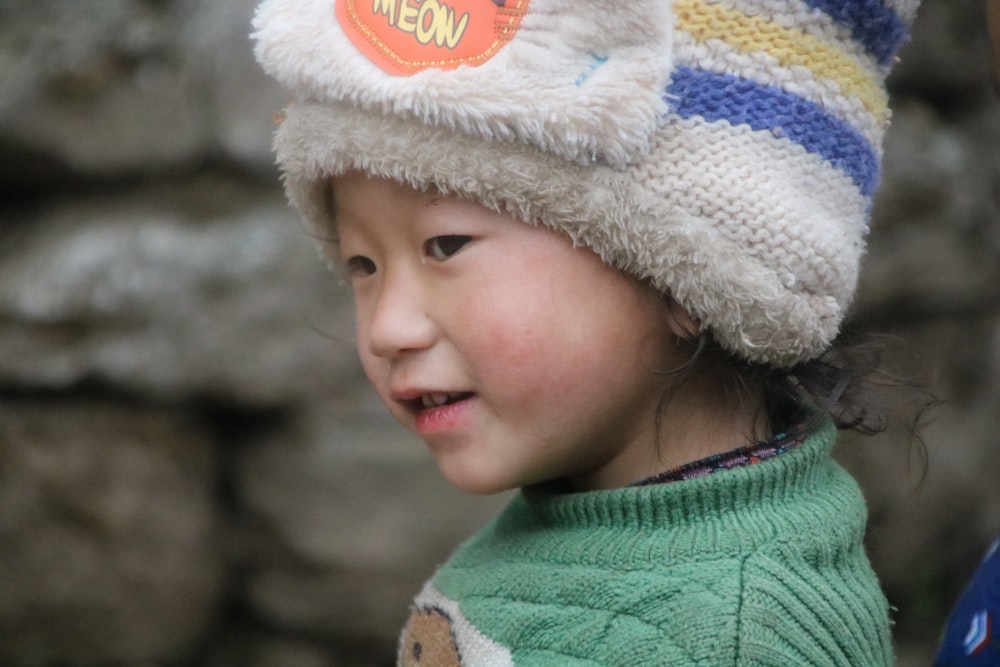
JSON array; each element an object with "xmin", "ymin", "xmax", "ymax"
[{"xmin": 421, "ymin": 392, "xmax": 460, "ymax": 408}]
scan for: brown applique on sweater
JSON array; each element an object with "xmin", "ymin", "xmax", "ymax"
[{"xmin": 399, "ymin": 606, "xmax": 462, "ymax": 667}]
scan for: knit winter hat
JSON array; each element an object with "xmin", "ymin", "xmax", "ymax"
[{"xmin": 253, "ymin": 0, "xmax": 920, "ymax": 366}]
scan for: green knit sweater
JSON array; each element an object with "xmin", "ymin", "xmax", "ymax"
[{"xmin": 398, "ymin": 420, "xmax": 893, "ymax": 666}]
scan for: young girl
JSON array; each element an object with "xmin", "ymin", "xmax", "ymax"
[{"xmin": 253, "ymin": 0, "xmax": 921, "ymax": 664}]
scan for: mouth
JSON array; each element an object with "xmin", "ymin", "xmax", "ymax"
[
  {"xmin": 399, "ymin": 391, "xmax": 475, "ymax": 414},
  {"xmin": 419, "ymin": 392, "xmax": 474, "ymax": 409}
]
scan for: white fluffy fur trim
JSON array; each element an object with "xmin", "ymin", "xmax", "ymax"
[
  {"xmin": 276, "ymin": 102, "xmax": 846, "ymax": 366},
  {"xmin": 253, "ymin": 0, "xmax": 674, "ymax": 168}
]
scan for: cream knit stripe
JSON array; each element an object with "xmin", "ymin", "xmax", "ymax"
[
  {"xmin": 707, "ymin": 0, "xmax": 917, "ymax": 71},
  {"xmin": 642, "ymin": 117, "xmax": 868, "ymax": 305},
  {"xmin": 665, "ymin": 68, "xmax": 881, "ymax": 197},
  {"xmin": 677, "ymin": 0, "xmax": 888, "ymax": 116},
  {"xmin": 701, "ymin": 0, "xmax": 888, "ymax": 74},
  {"xmin": 672, "ymin": 33, "xmax": 886, "ymax": 149}
]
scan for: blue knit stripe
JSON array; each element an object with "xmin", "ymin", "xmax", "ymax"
[
  {"xmin": 667, "ymin": 67, "xmax": 879, "ymax": 197},
  {"xmin": 800, "ymin": 0, "xmax": 909, "ymax": 66}
]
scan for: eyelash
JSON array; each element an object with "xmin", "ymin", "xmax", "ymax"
[
  {"xmin": 343, "ymin": 235, "xmax": 471, "ymax": 278},
  {"xmin": 345, "ymin": 255, "xmax": 377, "ymax": 277},
  {"xmin": 425, "ymin": 235, "xmax": 471, "ymax": 260}
]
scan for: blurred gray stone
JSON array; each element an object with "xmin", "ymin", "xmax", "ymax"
[
  {"xmin": 0, "ymin": 1, "xmax": 205, "ymax": 174},
  {"xmin": 247, "ymin": 638, "xmax": 337, "ymax": 667},
  {"xmin": 889, "ymin": 0, "xmax": 995, "ymax": 100},
  {"xmin": 0, "ymin": 181, "xmax": 361, "ymax": 405},
  {"xmin": 179, "ymin": 0, "xmax": 288, "ymax": 169},
  {"xmin": 0, "ymin": 400, "xmax": 223, "ymax": 665},
  {"xmin": 859, "ymin": 99, "xmax": 1000, "ymax": 315},
  {"xmin": 0, "ymin": 0, "xmax": 282, "ymax": 178}
]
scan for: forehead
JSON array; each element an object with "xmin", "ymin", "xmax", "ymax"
[
  {"xmin": 324, "ymin": 173, "xmax": 428, "ymax": 248},
  {"xmin": 330, "ymin": 172, "xmax": 443, "ymax": 221}
]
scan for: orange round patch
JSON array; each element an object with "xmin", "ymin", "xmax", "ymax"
[{"xmin": 336, "ymin": 0, "xmax": 531, "ymax": 76}]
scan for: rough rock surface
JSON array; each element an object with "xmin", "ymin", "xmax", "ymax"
[{"xmin": 0, "ymin": 0, "xmax": 997, "ymax": 665}]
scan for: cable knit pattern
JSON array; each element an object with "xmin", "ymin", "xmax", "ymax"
[
  {"xmin": 254, "ymin": 0, "xmax": 921, "ymax": 366},
  {"xmin": 398, "ymin": 420, "xmax": 893, "ymax": 666}
]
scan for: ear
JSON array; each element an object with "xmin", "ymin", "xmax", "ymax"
[{"xmin": 665, "ymin": 298, "xmax": 701, "ymax": 341}]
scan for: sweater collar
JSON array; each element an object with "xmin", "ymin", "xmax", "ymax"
[{"xmin": 517, "ymin": 418, "xmax": 840, "ymax": 535}]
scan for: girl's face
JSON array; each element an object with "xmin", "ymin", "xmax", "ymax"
[{"xmin": 333, "ymin": 173, "xmax": 681, "ymax": 494}]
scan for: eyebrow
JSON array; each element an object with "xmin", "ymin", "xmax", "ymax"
[{"xmin": 427, "ymin": 191, "xmax": 474, "ymax": 209}]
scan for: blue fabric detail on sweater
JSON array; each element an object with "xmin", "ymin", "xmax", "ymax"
[
  {"xmin": 666, "ymin": 66, "xmax": 880, "ymax": 197},
  {"xmin": 801, "ymin": 0, "xmax": 909, "ymax": 66}
]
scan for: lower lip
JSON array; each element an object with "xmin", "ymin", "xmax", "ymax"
[{"xmin": 414, "ymin": 397, "xmax": 473, "ymax": 435}]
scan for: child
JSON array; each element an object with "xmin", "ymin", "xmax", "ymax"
[{"xmin": 253, "ymin": 0, "xmax": 921, "ymax": 664}]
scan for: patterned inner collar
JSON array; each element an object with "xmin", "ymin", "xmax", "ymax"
[{"xmin": 629, "ymin": 413, "xmax": 812, "ymax": 487}]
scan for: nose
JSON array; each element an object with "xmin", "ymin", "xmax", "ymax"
[{"xmin": 365, "ymin": 271, "xmax": 437, "ymax": 359}]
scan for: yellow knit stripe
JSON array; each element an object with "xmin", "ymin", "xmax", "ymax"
[{"xmin": 674, "ymin": 0, "xmax": 889, "ymax": 122}]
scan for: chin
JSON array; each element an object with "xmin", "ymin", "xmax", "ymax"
[{"xmin": 438, "ymin": 463, "xmax": 518, "ymax": 496}]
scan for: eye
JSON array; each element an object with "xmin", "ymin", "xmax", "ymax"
[
  {"xmin": 345, "ymin": 255, "xmax": 377, "ymax": 277},
  {"xmin": 425, "ymin": 235, "xmax": 471, "ymax": 260}
]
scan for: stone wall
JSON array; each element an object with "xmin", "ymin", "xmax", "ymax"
[{"xmin": 0, "ymin": 1, "xmax": 997, "ymax": 665}]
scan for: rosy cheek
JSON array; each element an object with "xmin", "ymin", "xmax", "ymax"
[
  {"xmin": 480, "ymin": 318, "xmax": 581, "ymax": 401},
  {"xmin": 492, "ymin": 323, "xmax": 537, "ymax": 362}
]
